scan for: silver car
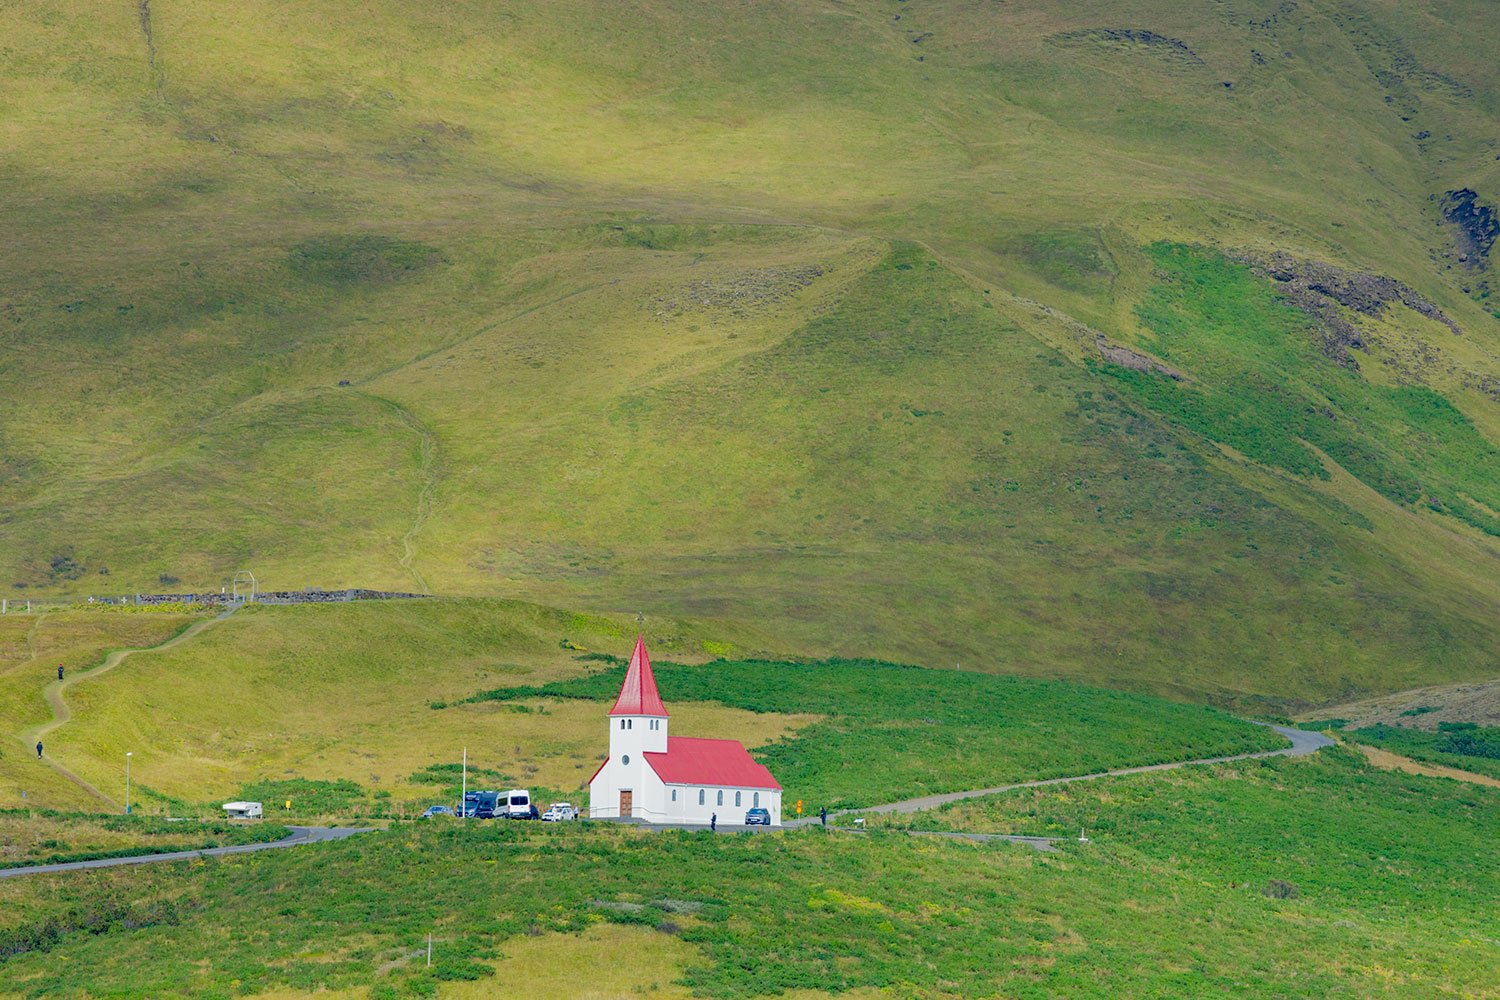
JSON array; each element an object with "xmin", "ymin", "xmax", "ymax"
[{"xmin": 541, "ymin": 802, "xmax": 579, "ymax": 821}]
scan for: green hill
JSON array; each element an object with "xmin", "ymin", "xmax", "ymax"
[{"xmin": 3, "ymin": 1, "xmax": 1499, "ymax": 706}]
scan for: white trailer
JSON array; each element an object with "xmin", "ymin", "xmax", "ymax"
[{"xmin": 222, "ymin": 801, "xmax": 263, "ymax": 819}]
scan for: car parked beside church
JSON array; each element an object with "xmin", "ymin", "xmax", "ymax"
[{"xmin": 588, "ymin": 636, "xmax": 782, "ymax": 826}]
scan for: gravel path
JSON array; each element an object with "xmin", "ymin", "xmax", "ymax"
[
  {"xmin": 785, "ymin": 724, "xmax": 1334, "ymax": 832},
  {"xmin": 0, "ymin": 826, "xmax": 371, "ymax": 879}
]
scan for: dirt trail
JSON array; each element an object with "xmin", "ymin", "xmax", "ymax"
[
  {"xmin": 1355, "ymin": 744, "xmax": 1500, "ymax": 788},
  {"xmin": 351, "ymin": 392, "xmax": 438, "ymax": 593},
  {"xmin": 394, "ymin": 404, "xmax": 437, "ymax": 594},
  {"xmin": 17, "ymin": 607, "xmax": 239, "ymax": 807}
]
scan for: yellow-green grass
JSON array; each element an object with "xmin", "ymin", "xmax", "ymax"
[
  {"xmin": 36, "ymin": 599, "xmax": 809, "ymax": 814},
  {"xmin": 2, "ymin": 1, "xmax": 1500, "ymax": 708},
  {"xmin": 0, "ymin": 609, "xmax": 204, "ymax": 810}
]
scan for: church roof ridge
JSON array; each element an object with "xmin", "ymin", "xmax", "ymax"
[{"xmin": 608, "ymin": 634, "xmax": 669, "ymax": 717}]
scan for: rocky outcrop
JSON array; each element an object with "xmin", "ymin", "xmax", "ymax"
[
  {"xmin": 1441, "ymin": 189, "xmax": 1497, "ymax": 264},
  {"xmin": 1232, "ymin": 250, "xmax": 1460, "ymax": 365}
]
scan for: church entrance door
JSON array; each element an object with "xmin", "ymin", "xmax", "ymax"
[{"xmin": 620, "ymin": 789, "xmax": 633, "ymax": 818}]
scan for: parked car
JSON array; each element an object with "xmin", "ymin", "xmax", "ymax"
[
  {"xmin": 421, "ymin": 805, "xmax": 454, "ymax": 819},
  {"xmin": 542, "ymin": 802, "xmax": 579, "ymax": 822},
  {"xmin": 745, "ymin": 807, "xmax": 771, "ymax": 826},
  {"xmin": 464, "ymin": 790, "xmax": 501, "ymax": 819},
  {"xmin": 504, "ymin": 789, "xmax": 533, "ymax": 819}
]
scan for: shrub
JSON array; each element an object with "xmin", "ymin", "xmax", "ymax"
[{"xmin": 1263, "ymin": 879, "xmax": 1300, "ymax": 900}]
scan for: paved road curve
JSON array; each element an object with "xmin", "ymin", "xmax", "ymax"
[
  {"xmin": 785, "ymin": 723, "xmax": 1334, "ymax": 830},
  {"xmin": 0, "ymin": 826, "xmax": 371, "ymax": 879}
]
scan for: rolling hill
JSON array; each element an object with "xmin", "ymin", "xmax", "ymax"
[{"xmin": 2, "ymin": 0, "xmax": 1499, "ymax": 707}]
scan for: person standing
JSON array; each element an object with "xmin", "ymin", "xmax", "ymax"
[
  {"xmin": 57, "ymin": 664, "xmax": 64, "ymax": 681},
  {"xmin": 710, "ymin": 812, "xmax": 717, "ymax": 832},
  {"xmin": 35, "ymin": 741, "xmax": 43, "ymax": 758},
  {"xmin": 820, "ymin": 806, "xmax": 828, "ymax": 826}
]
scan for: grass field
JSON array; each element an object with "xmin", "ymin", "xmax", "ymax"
[
  {"xmin": 1, "ymin": 1, "xmax": 1498, "ymax": 707},
  {"xmin": 0, "ymin": 747, "xmax": 1492, "ymax": 999},
  {"xmin": 465, "ymin": 655, "xmax": 1283, "ymax": 808},
  {"xmin": 4, "ymin": 599, "xmax": 1281, "ymax": 816},
  {"xmin": 4, "ymin": 599, "xmax": 806, "ymax": 815}
]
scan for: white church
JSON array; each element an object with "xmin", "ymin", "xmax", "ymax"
[{"xmin": 588, "ymin": 636, "xmax": 783, "ymax": 826}]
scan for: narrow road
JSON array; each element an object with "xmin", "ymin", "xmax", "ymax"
[
  {"xmin": 786, "ymin": 724, "xmax": 1334, "ymax": 829},
  {"xmin": 0, "ymin": 826, "xmax": 371, "ymax": 879}
]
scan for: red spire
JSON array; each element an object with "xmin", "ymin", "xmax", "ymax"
[{"xmin": 608, "ymin": 635, "xmax": 668, "ymax": 717}]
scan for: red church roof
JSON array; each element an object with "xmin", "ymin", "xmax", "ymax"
[
  {"xmin": 645, "ymin": 737, "xmax": 782, "ymax": 790},
  {"xmin": 608, "ymin": 635, "xmax": 668, "ymax": 717}
]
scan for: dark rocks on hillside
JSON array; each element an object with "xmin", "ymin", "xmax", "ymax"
[
  {"xmin": 1233, "ymin": 250, "xmax": 1461, "ymax": 366},
  {"xmin": 1047, "ymin": 28, "xmax": 1205, "ymax": 66},
  {"xmin": 1440, "ymin": 188, "xmax": 1497, "ymax": 263}
]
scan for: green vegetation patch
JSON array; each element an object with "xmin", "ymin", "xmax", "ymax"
[
  {"xmin": 236, "ymin": 778, "xmax": 373, "ymax": 816},
  {"xmin": 1098, "ymin": 244, "xmax": 1500, "ymax": 536},
  {"xmin": 995, "ymin": 229, "xmax": 1117, "ymax": 295},
  {"xmin": 288, "ymin": 234, "xmax": 447, "ymax": 284},
  {"xmin": 0, "ymin": 749, "xmax": 1494, "ymax": 998},
  {"xmin": 0, "ymin": 809, "xmax": 288, "ymax": 870},
  {"xmin": 453, "ymin": 658, "xmax": 1282, "ymax": 808},
  {"xmin": 1345, "ymin": 722, "xmax": 1500, "ymax": 780},
  {"xmin": 865, "ymin": 746, "xmax": 1499, "ymax": 921}
]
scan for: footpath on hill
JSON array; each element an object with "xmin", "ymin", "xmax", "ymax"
[{"xmin": 15, "ymin": 604, "xmax": 242, "ymax": 809}]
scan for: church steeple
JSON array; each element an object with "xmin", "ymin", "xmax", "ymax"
[{"xmin": 609, "ymin": 635, "xmax": 668, "ymax": 717}]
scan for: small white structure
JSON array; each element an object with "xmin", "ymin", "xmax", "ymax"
[
  {"xmin": 222, "ymin": 801, "xmax": 263, "ymax": 819},
  {"xmin": 588, "ymin": 637, "xmax": 782, "ymax": 826}
]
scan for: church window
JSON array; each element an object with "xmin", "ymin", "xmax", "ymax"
[
  {"xmin": 735, "ymin": 791, "xmax": 742, "ymax": 807},
  {"xmin": 753, "ymin": 792, "xmax": 760, "ymax": 807},
  {"xmin": 672, "ymin": 789, "xmax": 677, "ymax": 802},
  {"xmin": 622, "ymin": 755, "xmax": 630, "ymax": 765},
  {"xmin": 620, "ymin": 719, "xmax": 626, "ymax": 730},
  {"xmin": 716, "ymin": 790, "xmax": 724, "ymax": 806},
  {"xmin": 698, "ymin": 789, "xmax": 705, "ymax": 805}
]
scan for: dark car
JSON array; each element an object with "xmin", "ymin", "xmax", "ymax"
[
  {"xmin": 463, "ymin": 790, "xmax": 501, "ymax": 819},
  {"xmin": 421, "ymin": 805, "xmax": 454, "ymax": 819},
  {"xmin": 745, "ymin": 807, "xmax": 771, "ymax": 826}
]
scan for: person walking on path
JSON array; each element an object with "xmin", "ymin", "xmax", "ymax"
[
  {"xmin": 710, "ymin": 813, "xmax": 717, "ymax": 832},
  {"xmin": 35, "ymin": 741, "xmax": 43, "ymax": 759},
  {"xmin": 820, "ymin": 806, "xmax": 828, "ymax": 826},
  {"xmin": 57, "ymin": 664, "xmax": 63, "ymax": 681}
]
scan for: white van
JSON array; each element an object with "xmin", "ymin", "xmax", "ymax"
[
  {"xmin": 503, "ymin": 789, "xmax": 533, "ymax": 819},
  {"xmin": 222, "ymin": 801, "xmax": 263, "ymax": 819}
]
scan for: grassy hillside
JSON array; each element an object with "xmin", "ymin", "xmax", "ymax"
[
  {"xmin": 2, "ymin": 1, "xmax": 1499, "ymax": 705},
  {"xmin": 0, "ymin": 748, "xmax": 1493, "ymax": 998},
  {"xmin": 2, "ymin": 599, "xmax": 1278, "ymax": 815},
  {"xmin": 464, "ymin": 654, "xmax": 1281, "ymax": 808}
]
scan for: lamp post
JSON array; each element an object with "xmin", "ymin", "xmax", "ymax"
[{"xmin": 125, "ymin": 752, "xmax": 132, "ymax": 815}]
